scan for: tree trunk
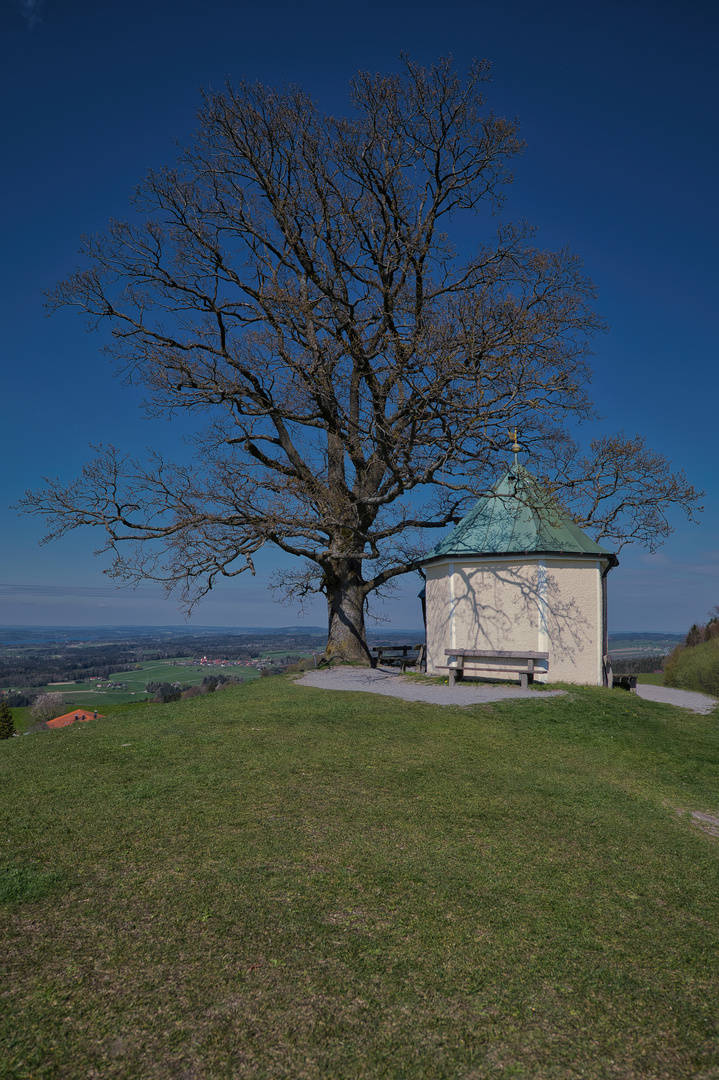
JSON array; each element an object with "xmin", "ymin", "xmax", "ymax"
[{"xmin": 324, "ymin": 563, "xmax": 372, "ymax": 664}]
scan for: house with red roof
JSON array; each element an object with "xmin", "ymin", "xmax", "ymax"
[{"xmin": 46, "ymin": 709, "xmax": 104, "ymax": 729}]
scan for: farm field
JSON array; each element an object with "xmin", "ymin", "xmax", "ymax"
[
  {"xmin": 13, "ymin": 658, "xmax": 264, "ymax": 717},
  {"xmin": 0, "ymin": 627, "xmax": 326, "ymax": 722},
  {"xmin": 2, "ymin": 677, "xmax": 719, "ymax": 1078},
  {"xmin": 11, "ymin": 684, "xmax": 148, "ymax": 714},
  {"xmin": 607, "ymin": 631, "xmax": 682, "ymax": 661},
  {"xmin": 105, "ymin": 658, "xmax": 262, "ymax": 694}
]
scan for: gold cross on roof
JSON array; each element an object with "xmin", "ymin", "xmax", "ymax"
[{"xmin": 508, "ymin": 428, "xmax": 521, "ymax": 453}]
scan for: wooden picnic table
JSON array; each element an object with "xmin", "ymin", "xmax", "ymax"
[
  {"xmin": 372, "ymin": 644, "xmax": 425, "ymax": 670},
  {"xmin": 611, "ymin": 674, "xmax": 638, "ymax": 692}
]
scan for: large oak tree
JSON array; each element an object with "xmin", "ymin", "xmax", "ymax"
[{"xmin": 21, "ymin": 57, "xmax": 701, "ymax": 661}]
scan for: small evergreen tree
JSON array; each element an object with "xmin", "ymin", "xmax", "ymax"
[{"xmin": 0, "ymin": 700, "xmax": 16, "ymax": 740}]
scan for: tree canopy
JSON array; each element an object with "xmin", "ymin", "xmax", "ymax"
[{"xmin": 21, "ymin": 57, "xmax": 702, "ymax": 660}]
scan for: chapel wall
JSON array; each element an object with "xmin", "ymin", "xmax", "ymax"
[{"xmin": 424, "ymin": 557, "xmax": 604, "ymax": 685}]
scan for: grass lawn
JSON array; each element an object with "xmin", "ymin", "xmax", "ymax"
[
  {"xmin": 2, "ymin": 678, "xmax": 719, "ymax": 1078},
  {"xmin": 637, "ymin": 673, "xmax": 665, "ymax": 686},
  {"xmin": 8, "ymin": 705, "xmax": 30, "ymax": 730},
  {"xmin": 20, "ymin": 686, "xmax": 153, "ymax": 712}
]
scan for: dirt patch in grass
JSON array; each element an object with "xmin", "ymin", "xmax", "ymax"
[{"xmin": 675, "ymin": 809, "xmax": 719, "ymax": 838}]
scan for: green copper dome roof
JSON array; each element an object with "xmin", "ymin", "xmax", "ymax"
[{"xmin": 422, "ymin": 463, "xmax": 617, "ymax": 563}]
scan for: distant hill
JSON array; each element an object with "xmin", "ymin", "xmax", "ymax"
[
  {"xmin": 0, "ymin": 625, "xmax": 427, "ymax": 647},
  {"xmin": 0, "ymin": 625, "xmax": 328, "ymax": 645},
  {"xmin": 0, "ymin": 625, "xmax": 684, "ymax": 659},
  {"xmin": 608, "ymin": 632, "xmax": 684, "ymax": 659}
]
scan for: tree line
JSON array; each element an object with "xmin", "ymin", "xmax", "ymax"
[
  {"xmin": 146, "ymin": 674, "xmax": 247, "ymax": 703},
  {"xmin": 609, "ymin": 655, "xmax": 667, "ymax": 676},
  {"xmin": 663, "ymin": 607, "xmax": 719, "ymax": 697},
  {"xmin": 0, "ymin": 654, "xmax": 137, "ymax": 688}
]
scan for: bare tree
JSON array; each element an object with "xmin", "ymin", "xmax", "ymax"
[
  {"xmin": 19, "ymin": 57, "xmax": 702, "ymax": 661},
  {"xmin": 29, "ymin": 693, "xmax": 65, "ymax": 725}
]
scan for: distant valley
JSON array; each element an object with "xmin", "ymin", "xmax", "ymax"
[{"xmin": 0, "ymin": 626, "xmax": 684, "ymax": 711}]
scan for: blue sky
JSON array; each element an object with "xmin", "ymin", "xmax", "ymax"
[{"xmin": 1, "ymin": 0, "xmax": 717, "ymax": 631}]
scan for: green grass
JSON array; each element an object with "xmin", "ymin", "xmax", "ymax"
[
  {"xmin": 0, "ymin": 863, "xmax": 67, "ymax": 904},
  {"xmin": 637, "ymin": 672, "xmax": 665, "ymax": 685},
  {"xmin": 105, "ymin": 658, "xmax": 260, "ymax": 694},
  {"xmin": 9, "ymin": 705, "xmax": 29, "ymax": 729},
  {"xmin": 2, "ymin": 678, "xmax": 719, "ymax": 1078},
  {"xmin": 21, "ymin": 685, "xmax": 149, "ymax": 712}
]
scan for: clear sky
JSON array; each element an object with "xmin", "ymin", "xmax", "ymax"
[{"xmin": 1, "ymin": 0, "xmax": 717, "ymax": 632}]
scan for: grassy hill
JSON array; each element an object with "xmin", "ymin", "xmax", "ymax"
[{"xmin": 2, "ymin": 678, "xmax": 719, "ymax": 1078}]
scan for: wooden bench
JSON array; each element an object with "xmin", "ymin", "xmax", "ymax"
[
  {"xmin": 372, "ymin": 644, "xmax": 425, "ymax": 671},
  {"xmin": 444, "ymin": 649, "xmax": 549, "ymax": 689}
]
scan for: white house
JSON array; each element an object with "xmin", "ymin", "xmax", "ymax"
[{"xmin": 420, "ymin": 458, "xmax": 618, "ymax": 686}]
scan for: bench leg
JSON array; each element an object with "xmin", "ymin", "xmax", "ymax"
[
  {"xmin": 444, "ymin": 652, "xmax": 462, "ymax": 686},
  {"xmin": 448, "ymin": 657, "xmax": 463, "ymax": 687},
  {"xmin": 520, "ymin": 672, "xmax": 528, "ymax": 691}
]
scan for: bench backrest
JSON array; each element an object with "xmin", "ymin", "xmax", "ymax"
[{"xmin": 444, "ymin": 649, "xmax": 549, "ymax": 660}]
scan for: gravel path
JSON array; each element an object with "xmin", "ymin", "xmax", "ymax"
[
  {"xmin": 296, "ymin": 666, "xmax": 565, "ymax": 707},
  {"xmin": 634, "ymin": 683, "xmax": 718, "ymax": 714},
  {"xmin": 296, "ymin": 667, "xmax": 719, "ymax": 713}
]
